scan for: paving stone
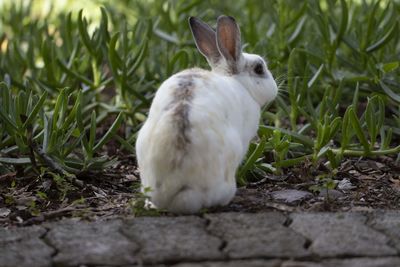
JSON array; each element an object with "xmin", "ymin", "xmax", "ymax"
[
  {"xmin": 0, "ymin": 226, "xmax": 54, "ymax": 267},
  {"xmin": 289, "ymin": 213, "xmax": 397, "ymax": 257},
  {"xmin": 170, "ymin": 259, "xmax": 282, "ymax": 267},
  {"xmin": 3, "ymin": 211, "xmax": 400, "ymax": 267},
  {"xmin": 369, "ymin": 211, "xmax": 400, "ymax": 252},
  {"xmin": 323, "ymin": 257, "xmax": 400, "ymax": 267},
  {"xmin": 46, "ymin": 219, "xmax": 138, "ymax": 266},
  {"xmin": 279, "ymin": 258, "xmax": 400, "ymax": 267},
  {"xmin": 205, "ymin": 212, "xmax": 310, "ymax": 259},
  {"xmin": 280, "ymin": 261, "xmax": 323, "ymax": 267},
  {"xmin": 121, "ymin": 216, "xmax": 223, "ymax": 264},
  {"xmin": 154, "ymin": 258, "xmax": 400, "ymax": 267}
]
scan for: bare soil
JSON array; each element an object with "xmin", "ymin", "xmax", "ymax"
[{"xmin": 1, "ymin": 153, "xmax": 399, "ymax": 227}]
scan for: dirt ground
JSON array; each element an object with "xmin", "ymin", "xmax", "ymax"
[{"xmin": 1, "ymin": 153, "xmax": 399, "ymax": 227}]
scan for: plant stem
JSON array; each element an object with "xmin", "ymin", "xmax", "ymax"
[{"xmin": 332, "ymin": 145, "xmax": 400, "ymax": 157}]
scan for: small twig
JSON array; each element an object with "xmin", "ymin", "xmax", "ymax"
[
  {"xmin": 34, "ymin": 146, "xmax": 66, "ymax": 175},
  {"xmin": 22, "ymin": 206, "xmax": 86, "ymax": 226},
  {"xmin": 32, "ymin": 144, "xmax": 84, "ymax": 188}
]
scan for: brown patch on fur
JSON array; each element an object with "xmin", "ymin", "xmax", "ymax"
[
  {"xmin": 229, "ymin": 64, "xmax": 239, "ymax": 75},
  {"xmin": 167, "ymin": 73, "xmax": 199, "ymax": 167},
  {"xmin": 172, "ymin": 101, "xmax": 191, "ymax": 150}
]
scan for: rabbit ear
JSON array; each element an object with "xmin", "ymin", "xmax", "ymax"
[
  {"xmin": 189, "ymin": 17, "xmax": 220, "ymax": 64},
  {"xmin": 216, "ymin": 16, "xmax": 242, "ymax": 70}
]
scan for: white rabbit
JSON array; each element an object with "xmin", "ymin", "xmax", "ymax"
[{"xmin": 136, "ymin": 15, "xmax": 278, "ymax": 214}]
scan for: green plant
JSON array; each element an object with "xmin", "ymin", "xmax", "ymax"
[
  {"xmin": 238, "ymin": 0, "xmax": 400, "ymax": 183},
  {"xmin": 309, "ymin": 173, "xmax": 338, "ymax": 204},
  {"xmin": 129, "ymin": 187, "xmax": 160, "ymax": 216},
  {"xmin": 0, "ymin": 4, "xmax": 145, "ymax": 178},
  {"xmin": 0, "ymin": 0, "xmax": 399, "ymax": 187}
]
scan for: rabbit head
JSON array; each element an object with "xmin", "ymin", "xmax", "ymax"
[{"xmin": 189, "ymin": 15, "xmax": 278, "ymax": 106}]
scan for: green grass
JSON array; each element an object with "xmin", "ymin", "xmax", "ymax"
[{"xmin": 0, "ymin": 0, "xmax": 399, "ymax": 185}]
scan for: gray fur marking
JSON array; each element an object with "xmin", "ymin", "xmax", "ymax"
[{"xmin": 170, "ymin": 73, "xmax": 197, "ymax": 152}]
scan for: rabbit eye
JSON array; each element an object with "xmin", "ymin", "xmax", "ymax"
[{"xmin": 254, "ymin": 63, "xmax": 264, "ymax": 75}]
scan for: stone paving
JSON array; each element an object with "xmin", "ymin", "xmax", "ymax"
[{"xmin": 1, "ymin": 211, "xmax": 399, "ymax": 267}]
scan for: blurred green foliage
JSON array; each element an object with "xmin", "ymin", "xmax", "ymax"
[{"xmin": 0, "ymin": 0, "xmax": 399, "ymax": 184}]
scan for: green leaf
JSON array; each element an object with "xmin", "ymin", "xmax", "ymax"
[
  {"xmin": 335, "ymin": 0, "xmax": 348, "ymax": 46},
  {"xmin": 362, "ymin": 0, "xmax": 382, "ymax": 51},
  {"xmin": 167, "ymin": 49, "xmax": 189, "ymax": 76},
  {"xmin": 320, "ymin": 121, "xmax": 331, "ymax": 150},
  {"xmin": 99, "ymin": 6, "xmax": 110, "ymax": 42},
  {"xmin": 328, "ymin": 117, "xmax": 342, "ymax": 141},
  {"xmin": 76, "ymin": 95, "xmax": 84, "ymax": 134},
  {"xmin": 57, "ymin": 59, "xmax": 95, "ymax": 88},
  {"xmin": 62, "ymin": 91, "xmax": 81, "ymax": 130},
  {"xmin": 259, "ymin": 126, "xmax": 314, "ymax": 148},
  {"xmin": 177, "ymin": 0, "xmax": 202, "ymax": 14},
  {"xmin": 88, "ymin": 110, "xmax": 97, "ymax": 157},
  {"xmin": 382, "ymin": 61, "xmax": 399, "ymax": 73},
  {"xmin": 348, "ymin": 107, "xmax": 370, "ymax": 152},
  {"xmin": 108, "ymin": 32, "xmax": 122, "ymax": 77},
  {"xmin": 0, "ymin": 109, "xmax": 18, "ymax": 134},
  {"xmin": 380, "ymin": 127, "xmax": 392, "ymax": 150},
  {"xmin": 352, "ymin": 82, "xmax": 360, "ymax": 108},
  {"xmin": 238, "ymin": 137, "xmax": 267, "ymax": 183},
  {"xmin": 326, "ymin": 149, "xmax": 339, "ymax": 169},
  {"xmin": 0, "ymin": 157, "xmax": 31, "ymax": 165},
  {"xmin": 376, "ymin": 96, "xmax": 385, "ymax": 131},
  {"xmin": 275, "ymin": 96, "xmax": 290, "ymax": 117},
  {"xmin": 0, "ymin": 82, "xmax": 10, "ymax": 113},
  {"xmin": 76, "ymin": 94, "xmax": 89, "ymax": 154},
  {"xmin": 93, "ymin": 112, "xmax": 123, "ymax": 152},
  {"xmin": 288, "ymin": 16, "xmax": 306, "ymax": 46},
  {"xmin": 287, "ymin": 48, "xmax": 297, "ymax": 98},
  {"xmin": 366, "ymin": 22, "xmax": 398, "ymax": 53},
  {"xmin": 307, "ymin": 64, "xmax": 324, "ymax": 89},
  {"xmin": 273, "ymin": 155, "xmax": 310, "ymax": 167},
  {"xmin": 316, "ymin": 144, "xmax": 330, "ymax": 158},
  {"xmin": 380, "ymin": 81, "xmax": 400, "ymax": 103},
  {"xmin": 23, "ymin": 91, "xmax": 47, "ymax": 129},
  {"xmin": 154, "ymin": 29, "xmax": 179, "ymax": 44},
  {"xmin": 43, "ymin": 115, "xmax": 52, "ymax": 153},
  {"xmin": 115, "ymin": 135, "xmax": 135, "ymax": 153},
  {"xmin": 365, "ymin": 97, "xmax": 376, "ymax": 147},
  {"xmin": 127, "ymin": 38, "xmax": 149, "ymax": 76},
  {"xmin": 87, "ymin": 156, "xmax": 118, "ymax": 170},
  {"xmin": 77, "ymin": 10, "xmax": 95, "ymax": 56},
  {"xmin": 309, "ymin": 5, "xmax": 329, "ymax": 43},
  {"xmin": 316, "ymin": 121, "xmax": 324, "ymax": 149},
  {"xmin": 275, "ymin": 139, "xmax": 290, "ymax": 152},
  {"xmin": 41, "ymin": 39, "xmax": 57, "ymax": 84},
  {"xmin": 52, "ymin": 89, "xmax": 66, "ymax": 130},
  {"xmin": 341, "ymin": 106, "xmax": 352, "ymax": 150},
  {"xmin": 16, "ymin": 91, "xmax": 27, "ymax": 127}
]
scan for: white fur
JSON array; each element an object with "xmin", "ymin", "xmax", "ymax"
[{"xmin": 136, "ymin": 17, "xmax": 277, "ymax": 214}]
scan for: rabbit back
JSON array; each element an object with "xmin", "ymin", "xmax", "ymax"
[{"xmin": 136, "ymin": 68, "xmax": 260, "ymax": 213}]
